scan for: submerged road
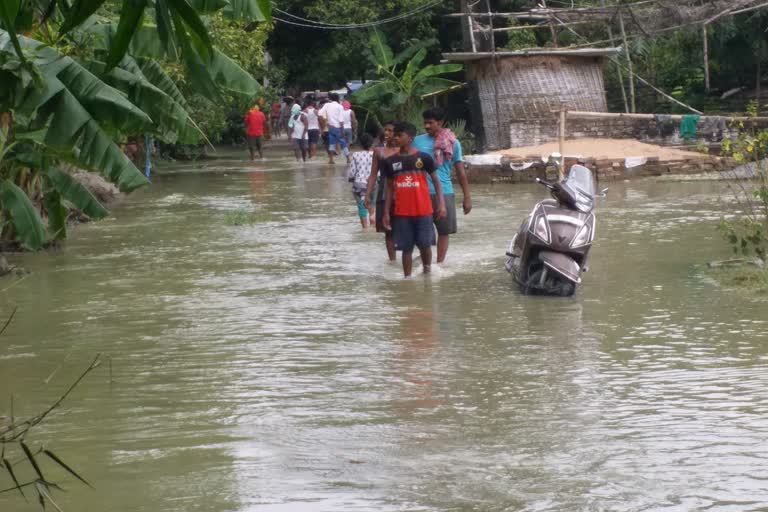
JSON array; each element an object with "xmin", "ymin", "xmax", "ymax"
[{"xmin": 2, "ymin": 143, "xmax": 768, "ymax": 511}]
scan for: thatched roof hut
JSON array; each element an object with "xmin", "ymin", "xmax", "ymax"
[{"xmin": 445, "ymin": 48, "xmax": 620, "ymax": 150}]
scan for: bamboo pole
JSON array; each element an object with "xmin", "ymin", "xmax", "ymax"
[
  {"xmin": 618, "ymin": 9, "xmax": 636, "ymax": 113},
  {"xmin": 703, "ymin": 24, "xmax": 711, "ymax": 92},
  {"xmin": 564, "ymin": 111, "xmax": 768, "ymax": 121},
  {"xmin": 601, "ymin": 0, "xmax": 628, "ymax": 113},
  {"xmin": 559, "ymin": 109, "xmax": 566, "ymax": 180},
  {"xmin": 541, "ymin": 0, "xmax": 559, "ymax": 47}
]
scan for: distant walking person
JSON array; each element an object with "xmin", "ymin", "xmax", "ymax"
[
  {"xmin": 289, "ymin": 104, "xmax": 309, "ymax": 162},
  {"xmin": 342, "ymin": 100, "xmax": 357, "ymax": 146},
  {"xmin": 305, "ymin": 100, "xmax": 321, "ymax": 160},
  {"xmin": 280, "ymin": 97, "xmax": 294, "ymax": 138},
  {"xmin": 318, "ymin": 93, "xmax": 350, "ymax": 165},
  {"xmin": 270, "ymin": 101, "xmax": 281, "ymax": 137},
  {"xmin": 347, "ymin": 134, "xmax": 375, "ymax": 229},
  {"xmin": 414, "ymin": 107, "xmax": 472, "ymax": 264},
  {"xmin": 243, "ymin": 104, "xmax": 266, "ymax": 160}
]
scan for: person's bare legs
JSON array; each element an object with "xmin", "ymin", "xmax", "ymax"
[
  {"xmin": 385, "ymin": 233, "xmax": 396, "ymax": 261},
  {"xmin": 436, "ymin": 234, "xmax": 449, "ymax": 263},
  {"xmin": 418, "ymin": 245, "xmax": 432, "ymax": 274},
  {"xmin": 402, "ymin": 250, "xmax": 413, "ymax": 277}
]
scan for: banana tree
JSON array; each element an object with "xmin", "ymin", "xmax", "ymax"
[
  {"xmin": 0, "ymin": 0, "xmax": 270, "ymax": 250},
  {"xmin": 352, "ymin": 30, "xmax": 463, "ymax": 120}
]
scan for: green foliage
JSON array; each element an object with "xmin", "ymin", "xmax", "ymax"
[
  {"xmin": 445, "ymin": 118, "xmax": 477, "ymax": 156},
  {"xmin": 224, "ymin": 208, "xmax": 265, "ymax": 225},
  {"xmin": 353, "ymin": 30, "xmax": 462, "ymax": 121},
  {"xmin": 719, "ymin": 127, "xmax": 768, "ymax": 262},
  {"xmin": 268, "ymin": 0, "xmax": 452, "ymax": 89},
  {"xmin": 710, "ymin": 265, "xmax": 768, "ymax": 295},
  {"xmin": 0, "ymin": 0, "xmax": 271, "ymax": 250}
]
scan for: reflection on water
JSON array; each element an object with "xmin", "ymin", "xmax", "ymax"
[{"xmin": 2, "ymin": 148, "xmax": 768, "ymax": 511}]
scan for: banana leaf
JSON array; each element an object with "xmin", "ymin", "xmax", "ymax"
[
  {"xmin": 190, "ymin": 0, "xmax": 227, "ymax": 12},
  {"xmin": 42, "ymin": 189, "xmax": 68, "ymax": 240},
  {"xmin": 222, "ymin": 0, "xmax": 270, "ymax": 21},
  {"xmin": 2, "ymin": 31, "xmax": 150, "ymax": 192},
  {"xmin": 402, "ymin": 48, "xmax": 427, "ymax": 89},
  {"xmin": 415, "ymin": 77, "xmax": 462, "ymax": 97},
  {"xmin": 137, "ymin": 58, "xmax": 188, "ymax": 108},
  {"xmin": 59, "ymin": 0, "xmax": 109, "ymax": 35},
  {"xmin": 392, "ymin": 38, "xmax": 437, "ymax": 67},
  {"xmin": 105, "ymin": 0, "xmax": 147, "ymax": 71},
  {"xmin": 0, "ymin": 179, "xmax": 47, "ymax": 250},
  {"xmin": 90, "ymin": 58, "xmax": 200, "ymax": 144},
  {"xmin": 45, "ymin": 167, "xmax": 108, "ymax": 220},
  {"xmin": 0, "ymin": 0, "xmax": 23, "ymax": 59},
  {"xmin": 414, "ymin": 63, "xmax": 464, "ymax": 82},
  {"xmin": 368, "ymin": 29, "xmax": 394, "ymax": 72}
]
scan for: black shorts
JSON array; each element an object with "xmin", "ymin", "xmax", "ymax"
[
  {"xmin": 247, "ymin": 136, "xmax": 262, "ymax": 150},
  {"xmin": 292, "ymin": 138, "xmax": 307, "ymax": 150},
  {"xmin": 308, "ymin": 129, "xmax": 320, "ymax": 145},
  {"xmin": 375, "ymin": 200, "xmax": 395, "ymax": 234},
  {"xmin": 393, "ymin": 215, "xmax": 435, "ymax": 252},
  {"xmin": 431, "ymin": 194, "xmax": 457, "ymax": 235}
]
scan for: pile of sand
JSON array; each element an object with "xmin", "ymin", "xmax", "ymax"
[{"xmin": 497, "ymin": 138, "xmax": 707, "ymax": 161}]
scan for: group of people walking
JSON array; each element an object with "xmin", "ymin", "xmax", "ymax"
[
  {"xmin": 244, "ymin": 97, "xmax": 471, "ymax": 278},
  {"xmin": 251, "ymin": 93, "xmax": 357, "ymax": 164},
  {"xmin": 347, "ymin": 107, "xmax": 472, "ymax": 277}
]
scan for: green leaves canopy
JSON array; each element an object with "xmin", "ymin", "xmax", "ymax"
[
  {"xmin": 57, "ymin": 0, "xmax": 271, "ymax": 71},
  {"xmin": 353, "ymin": 30, "xmax": 463, "ymax": 119}
]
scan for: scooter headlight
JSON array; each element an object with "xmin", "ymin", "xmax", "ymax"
[
  {"xmin": 570, "ymin": 223, "xmax": 592, "ymax": 248},
  {"xmin": 529, "ymin": 215, "xmax": 550, "ymax": 244}
]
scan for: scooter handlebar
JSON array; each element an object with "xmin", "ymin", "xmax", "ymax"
[{"xmin": 536, "ymin": 178, "xmax": 556, "ymax": 190}]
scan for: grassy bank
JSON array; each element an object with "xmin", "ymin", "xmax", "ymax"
[{"xmin": 710, "ymin": 264, "xmax": 768, "ymax": 295}]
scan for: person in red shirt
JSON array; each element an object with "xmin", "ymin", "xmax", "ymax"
[
  {"xmin": 244, "ymin": 105, "xmax": 266, "ymax": 160},
  {"xmin": 382, "ymin": 122, "xmax": 446, "ymax": 277}
]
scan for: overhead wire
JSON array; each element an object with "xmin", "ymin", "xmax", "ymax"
[{"xmin": 271, "ymin": 0, "xmax": 443, "ymax": 30}]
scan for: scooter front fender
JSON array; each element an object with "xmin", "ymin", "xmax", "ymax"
[{"xmin": 539, "ymin": 251, "xmax": 582, "ymax": 284}]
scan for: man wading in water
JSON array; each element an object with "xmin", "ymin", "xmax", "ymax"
[
  {"xmin": 382, "ymin": 122, "xmax": 446, "ymax": 277},
  {"xmin": 366, "ymin": 121, "xmax": 399, "ymax": 260},
  {"xmin": 413, "ymin": 107, "xmax": 472, "ymax": 264},
  {"xmin": 318, "ymin": 93, "xmax": 350, "ymax": 165}
]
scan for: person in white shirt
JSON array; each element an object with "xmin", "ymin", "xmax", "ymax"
[
  {"xmin": 305, "ymin": 100, "xmax": 321, "ymax": 160},
  {"xmin": 289, "ymin": 104, "xmax": 309, "ymax": 162},
  {"xmin": 341, "ymin": 100, "xmax": 357, "ymax": 146},
  {"xmin": 317, "ymin": 93, "xmax": 350, "ymax": 165}
]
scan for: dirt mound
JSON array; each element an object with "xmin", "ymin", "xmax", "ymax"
[
  {"xmin": 71, "ymin": 169, "xmax": 121, "ymax": 208},
  {"xmin": 497, "ymin": 138, "xmax": 708, "ymax": 161}
]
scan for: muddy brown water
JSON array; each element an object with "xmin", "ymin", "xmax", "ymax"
[{"xmin": 2, "ymin": 145, "xmax": 767, "ymax": 511}]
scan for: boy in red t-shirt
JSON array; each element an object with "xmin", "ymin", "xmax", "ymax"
[
  {"xmin": 244, "ymin": 105, "xmax": 266, "ymax": 160},
  {"xmin": 382, "ymin": 122, "xmax": 446, "ymax": 277}
]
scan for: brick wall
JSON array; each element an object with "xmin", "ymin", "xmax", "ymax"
[{"xmin": 509, "ymin": 114, "xmax": 768, "ymax": 148}]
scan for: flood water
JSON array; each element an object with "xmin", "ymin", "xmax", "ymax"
[{"xmin": 2, "ymin": 145, "xmax": 768, "ymax": 511}]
